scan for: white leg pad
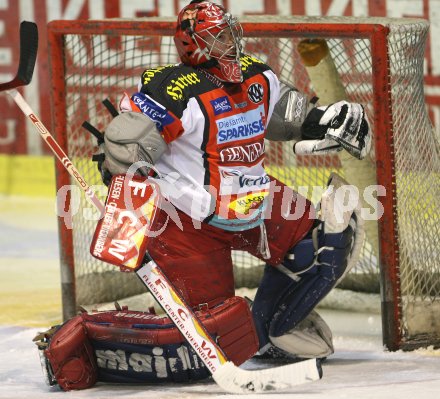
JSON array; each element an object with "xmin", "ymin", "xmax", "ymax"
[{"xmin": 269, "ymin": 310, "xmax": 334, "ymax": 359}]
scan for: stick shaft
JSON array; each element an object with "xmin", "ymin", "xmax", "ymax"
[
  {"xmin": 7, "ymin": 88, "xmax": 105, "ymax": 214},
  {"xmin": 136, "ymin": 260, "xmax": 227, "ymax": 373}
]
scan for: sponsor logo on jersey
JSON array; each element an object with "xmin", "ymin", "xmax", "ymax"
[
  {"xmin": 248, "ymin": 83, "xmax": 264, "ymax": 103},
  {"xmin": 234, "ymin": 101, "xmax": 248, "ymax": 109},
  {"xmin": 217, "ymin": 105, "xmax": 265, "ymax": 144},
  {"xmin": 210, "ymin": 96, "xmax": 232, "ymax": 115},
  {"xmin": 142, "ymin": 65, "xmax": 173, "ymax": 85},
  {"xmin": 228, "ymin": 191, "xmax": 269, "ymax": 215},
  {"xmin": 240, "ymin": 54, "xmax": 265, "ymax": 72},
  {"xmin": 166, "ymin": 72, "xmax": 201, "ymax": 101},
  {"xmin": 220, "ymin": 169, "xmax": 270, "ymax": 188},
  {"xmin": 219, "ymin": 142, "xmax": 265, "ymax": 164},
  {"xmin": 220, "ymin": 169, "xmax": 242, "ymax": 179},
  {"xmin": 131, "ymin": 92, "xmax": 175, "ymax": 130},
  {"xmin": 238, "ymin": 174, "xmax": 270, "ymax": 188}
]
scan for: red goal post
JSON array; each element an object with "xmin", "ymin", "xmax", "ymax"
[{"xmin": 47, "ymin": 16, "xmax": 440, "ymax": 351}]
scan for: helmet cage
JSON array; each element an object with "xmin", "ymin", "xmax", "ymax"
[
  {"xmin": 192, "ymin": 13, "xmax": 243, "ymax": 64},
  {"xmin": 174, "ymin": 2, "xmax": 244, "ymax": 83}
]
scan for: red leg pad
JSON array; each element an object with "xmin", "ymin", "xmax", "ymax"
[
  {"xmin": 85, "ymin": 296, "xmax": 258, "ymax": 367},
  {"xmin": 43, "ymin": 315, "xmax": 98, "ymax": 391}
]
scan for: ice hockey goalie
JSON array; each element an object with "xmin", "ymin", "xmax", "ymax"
[{"xmin": 35, "ymin": 0, "xmax": 368, "ymax": 390}]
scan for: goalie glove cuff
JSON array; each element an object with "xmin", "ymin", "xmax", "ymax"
[
  {"xmin": 300, "ymin": 106, "xmax": 327, "ymax": 139},
  {"xmin": 293, "ymin": 137, "xmax": 343, "ymax": 156},
  {"xmin": 300, "ymin": 100, "xmax": 371, "ymax": 159}
]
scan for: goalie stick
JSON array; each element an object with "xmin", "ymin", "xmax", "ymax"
[{"xmin": 1, "ymin": 21, "xmax": 322, "ymax": 394}]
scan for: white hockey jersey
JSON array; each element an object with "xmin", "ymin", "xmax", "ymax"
[{"xmin": 122, "ymin": 55, "xmax": 281, "ymax": 231}]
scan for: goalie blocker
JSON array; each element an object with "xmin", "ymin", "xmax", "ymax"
[
  {"xmin": 90, "ymin": 174, "xmax": 161, "ymax": 271},
  {"xmin": 34, "ymin": 296, "xmax": 258, "ymax": 390}
]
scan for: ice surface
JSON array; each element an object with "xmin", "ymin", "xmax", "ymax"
[{"xmin": 1, "ymin": 322, "xmax": 440, "ymax": 399}]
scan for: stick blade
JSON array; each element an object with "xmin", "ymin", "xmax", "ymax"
[
  {"xmin": 213, "ymin": 358, "xmax": 322, "ymax": 394},
  {"xmin": 18, "ymin": 21, "xmax": 38, "ymax": 85}
]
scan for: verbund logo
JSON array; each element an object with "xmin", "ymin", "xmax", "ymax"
[{"xmin": 211, "ymin": 96, "xmax": 232, "ymax": 115}]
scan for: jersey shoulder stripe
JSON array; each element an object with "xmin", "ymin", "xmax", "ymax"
[
  {"xmin": 139, "ymin": 64, "xmax": 217, "ymax": 118},
  {"xmin": 240, "ymin": 54, "xmax": 273, "ymax": 80}
]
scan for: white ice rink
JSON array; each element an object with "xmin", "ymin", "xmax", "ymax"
[{"xmin": 0, "ymin": 196, "xmax": 439, "ymax": 399}]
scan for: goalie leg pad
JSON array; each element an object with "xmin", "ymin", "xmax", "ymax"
[
  {"xmin": 85, "ymin": 296, "xmax": 258, "ymax": 383},
  {"xmin": 40, "ymin": 315, "xmax": 98, "ymax": 391},
  {"xmin": 252, "ymin": 218, "xmax": 355, "ymax": 352},
  {"xmin": 36, "ymin": 296, "xmax": 258, "ymax": 388},
  {"xmin": 257, "ymin": 310, "xmax": 334, "ymax": 360},
  {"xmin": 271, "ymin": 221, "xmax": 355, "ymax": 337}
]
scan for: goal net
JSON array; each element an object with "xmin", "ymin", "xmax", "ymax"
[{"xmin": 47, "ymin": 16, "xmax": 440, "ymax": 351}]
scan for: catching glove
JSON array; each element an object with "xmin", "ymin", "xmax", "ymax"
[{"xmin": 298, "ymin": 100, "xmax": 371, "ymax": 159}]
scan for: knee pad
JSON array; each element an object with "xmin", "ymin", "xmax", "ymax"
[{"xmin": 252, "ymin": 211, "xmax": 360, "ymax": 351}]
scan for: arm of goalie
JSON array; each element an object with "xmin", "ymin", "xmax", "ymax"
[{"xmin": 266, "ymin": 82, "xmax": 370, "ymax": 159}]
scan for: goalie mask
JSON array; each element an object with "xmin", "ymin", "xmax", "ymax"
[{"xmin": 174, "ymin": 1, "xmax": 244, "ymax": 83}]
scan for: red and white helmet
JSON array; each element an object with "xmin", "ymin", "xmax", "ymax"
[{"xmin": 174, "ymin": 1, "xmax": 243, "ymax": 83}]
